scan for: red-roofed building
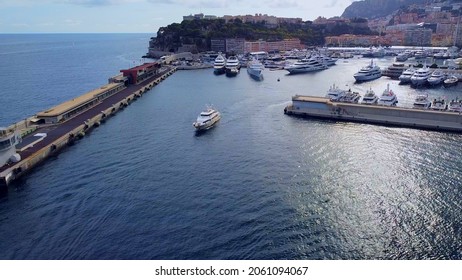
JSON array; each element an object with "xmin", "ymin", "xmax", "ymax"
[{"xmin": 120, "ymin": 62, "xmax": 161, "ymax": 85}]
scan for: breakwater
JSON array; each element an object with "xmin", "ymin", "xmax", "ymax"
[
  {"xmin": 284, "ymin": 95, "xmax": 462, "ymax": 132},
  {"xmin": 0, "ymin": 66, "xmax": 177, "ymax": 189}
]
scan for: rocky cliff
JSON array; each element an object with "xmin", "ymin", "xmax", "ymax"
[{"xmin": 341, "ymin": 0, "xmax": 429, "ymax": 19}]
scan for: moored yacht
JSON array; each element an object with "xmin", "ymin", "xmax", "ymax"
[
  {"xmin": 427, "ymin": 70, "xmax": 446, "ymax": 86},
  {"xmin": 312, "ymin": 54, "xmax": 337, "ymax": 66},
  {"xmin": 443, "ymin": 76, "xmax": 458, "ymax": 87},
  {"xmin": 382, "ymin": 62, "xmax": 406, "ymax": 79},
  {"xmin": 448, "ymin": 99, "xmax": 462, "ymax": 112},
  {"xmin": 193, "ymin": 107, "xmax": 221, "ymax": 131},
  {"xmin": 225, "ymin": 56, "xmax": 240, "ymax": 77},
  {"xmin": 213, "ymin": 52, "xmax": 226, "ymax": 75},
  {"xmin": 325, "ymin": 84, "xmax": 346, "ymax": 101},
  {"xmin": 410, "ymin": 66, "xmax": 432, "ymax": 87},
  {"xmin": 338, "ymin": 90, "xmax": 360, "ymax": 103},
  {"xmin": 246, "ymin": 57, "xmax": 264, "ymax": 80},
  {"xmin": 398, "ymin": 66, "xmax": 415, "ymax": 84},
  {"xmin": 353, "ymin": 60, "xmax": 381, "ymax": 82},
  {"xmin": 0, "ymin": 128, "xmax": 22, "ymax": 168},
  {"xmin": 377, "ymin": 84, "xmax": 398, "ymax": 106},
  {"xmin": 412, "ymin": 94, "xmax": 431, "ymax": 109},
  {"xmin": 360, "ymin": 88, "xmax": 379, "ymax": 104},
  {"xmin": 431, "ymin": 98, "xmax": 447, "ymax": 111},
  {"xmin": 284, "ymin": 57, "xmax": 327, "ymax": 74}
]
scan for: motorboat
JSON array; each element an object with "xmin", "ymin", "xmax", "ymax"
[
  {"xmin": 377, "ymin": 84, "xmax": 398, "ymax": 106},
  {"xmin": 443, "ymin": 76, "xmax": 458, "ymax": 87},
  {"xmin": 412, "ymin": 94, "xmax": 431, "ymax": 109},
  {"xmin": 0, "ymin": 128, "xmax": 22, "ymax": 167},
  {"xmin": 431, "ymin": 98, "xmax": 447, "ymax": 111},
  {"xmin": 193, "ymin": 107, "xmax": 221, "ymax": 131},
  {"xmin": 225, "ymin": 56, "xmax": 240, "ymax": 77},
  {"xmin": 246, "ymin": 57, "xmax": 264, "ymax": 80},
  {"xmin": 448, "ymin": 99, "xmax": 462, "ymax": 112},
  {"xmin": 325, "ymin": 84, "xmax": 346, "ymax": 101},
  {"xmin": 382, "ymin": 62, "xmax": 406, "ymax": 79},
  {"xmin": 427, "ymin": 70, "xmax": 446, "ymax": 86},
  {"xmin": 395, "ymin": 52, "xmax": 409, "ymax": 62},
  {"xmin": 284, "ymin": 57, "xmax": 327, "ymax": 74},
  {"xmin": 338, "ymin": 90, "xmax": 361, "ymax": 103},
  {"xmin": 410, "ymin": 66, "xmax": 432, "ymax": 87},
  {"xmin": 398, "ymin": 66, "xmax": 415, "ymax": 84},
  {"xmin": 213, "ymin": 52, "xmax": 226, "ymax": 75},
  {"xmin": 360, "ymin": 88, "xmax": 379, "ymax": 104},
  {"xmin": 353, "ymin": 60, "xmax": 381, "ymax": 82}
]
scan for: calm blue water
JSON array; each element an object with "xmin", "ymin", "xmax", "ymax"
[{"xmin": 0, "ymin": 34, "xmax": 461, "ymax": 260}]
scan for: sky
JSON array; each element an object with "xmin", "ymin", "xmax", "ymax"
[{"xmin": 0, "ymin": 0, "xmax": 357, "ymax": 34}]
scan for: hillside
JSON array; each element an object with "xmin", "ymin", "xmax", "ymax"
[
  {"xmin": 341, "ymin": 0, "xmax": 428, "ymax": 19},
  {"xmin": 150, "ymin": 18, "xmax": 374, "ymax": 53}
]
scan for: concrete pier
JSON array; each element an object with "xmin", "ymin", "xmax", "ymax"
[
  {"xmin": 0, "ymin": 66, "xmax": 177, "ymax": 189},
  {"xmin": 284, "ymin": 95, "xmax": 462, "ymax": 132}
]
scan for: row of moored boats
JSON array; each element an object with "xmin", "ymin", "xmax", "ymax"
[{"xmin": 325, "ymin": 83, "xmax": 462, "ymax": 112}]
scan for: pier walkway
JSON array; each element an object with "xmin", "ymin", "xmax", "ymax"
[{"xmin": 0, "ymin": 66, "xmax": 176, "ymax": 187}]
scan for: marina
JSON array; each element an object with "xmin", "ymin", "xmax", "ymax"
[{"xmin": 1, "ymin": 34, "xmax": 462, "ymax": 260}]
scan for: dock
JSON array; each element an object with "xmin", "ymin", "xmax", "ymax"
[
  {"xmin": 0, "ymin": 63, "xmax": 177, "ymax": 189},
  {"xmin": 284, "ymin": 95, "xmax": 462, "ymax": 132}
]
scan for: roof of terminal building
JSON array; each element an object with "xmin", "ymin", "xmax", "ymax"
[
  {"xmin": 121, "ymin": 62, "xmax": 160, "ymax": 72},
  {"xmin": 37, "ymin": 83, "xmax": 123, "ymax": 118}
]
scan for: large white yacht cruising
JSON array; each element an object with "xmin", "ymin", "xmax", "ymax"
[
  {"xmin": 193, "ymin": 107, "xmax": 221, "ymax": 131},
  {"xmin": 353, "ymin": 60, "xmax": 381, "ymax": 82},
  {"xmin": 0, "ymin": 128, "xmax": 21, "ymax": 168},
  {"xmin": 246, "ymin": 57, "xmax": 264, "ymax": 80},
  {"xmin": 412, "ymin": 94, "xmax": 431, "ymax": 109},
  {"xmin": 225, "ymin": 56, "xmax": 240, "ymax": 77},
  {"xmin": 213, "ymin": 52, "xmax": 226, "ymax": 75},
  {"xmin": 360, "ymin": 88, "xmax": 379, "ymax": 104},
  {"xmin": 398, "ymin": 66, "xmax": 415, "ymax": 84},
  {"xmin": 284, "ymin": 57, "xmax": 327, "ymax": 74},
  {"xmin": 410, "ymin": 66, "xmax": 432, "ymax": 87},
  {"xmin": 377, "ymin": 84, "xmax": 398, "ymax": 106}
]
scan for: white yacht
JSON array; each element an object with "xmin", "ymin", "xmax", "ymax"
[
  {"xmin": 284, "ymin": 57, "xmax": 327, "ymax": 74},
  {"xmin": 398, "ymin": 66, "xmax": 415, "ymax": 84},
  {"xmin": 443, "ymin": 76, "xmax": 458, "ymax": 87},
  {"xmin": 412, "ymin": 94, "xmax": 431, "ymax": 109},
  {"xmin": 431, "ymin": 98, "xmax": 447, "ymax": 111},
  {"xmin": 427, "ymin": 70, "xmax": 446, "ymax": 86},
  {"xmin": 0, "ymin": 128, "xmax": 22, "ymax": 168},
  {"xmin": 225, "ymin": 56, "xmax": 240, "ymax": 77},
  {"xmin": 338, "ymin": 90, "xmax": 361, "ymax": 103},
  {"xmin": 448, "ymin": 99, "xmax": 462, "ymax": 112},
  {"xmin": 410, "ymin": 66, "xmax": 432, "ymax": 87},
  {"xmin": 377, "ymin": 84, "xmax": 398, "ymax": 106},
  {"xmin": 193, "ymin": 107, "xmax": 221, "ymax": 131},
  {"xmin": 382, "ymin": 62, "xmax": 406, "ymax": 79},
  {"xmin": 360, "ymin": 88, "xmax": 379, "ymax": 104},
  {"xmin": 353, "ymin": 60, "xmax": 381, "ymax": 82},
  {"xmin": 325, "ymin": 84, "xmax": 346, "ymax": 101},
  {"xmin": 213, "ymin": 52, "xmax": 226, "ymax": 75},
  {"xmin": 312, "ymin": 54, "xmax": 337, "ymax": 66},
  {"xmin": 246, "ymin": 57, "xmax": 264, "ymax": 80}
]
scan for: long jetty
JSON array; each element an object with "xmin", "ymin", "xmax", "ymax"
[
  {"xmin": 0, "ymin": 63, "xmax": 176, "ymax": 189},
  {"xmin": 284, "ymin": 95, "xmax": 462, "ymax": 132}
]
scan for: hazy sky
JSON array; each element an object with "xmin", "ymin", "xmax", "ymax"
[{"xmin": 0, "ymin": 0, "xmax": 356, "ymax": 34}]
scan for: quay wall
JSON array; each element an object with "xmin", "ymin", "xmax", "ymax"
[
  {"xmin": 285, "ymin": 96, "xmax": 462, "ymax": 132},
  {"xmin": 0, "ymin": 67, "xmax": 177, "ymax": 189}
]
